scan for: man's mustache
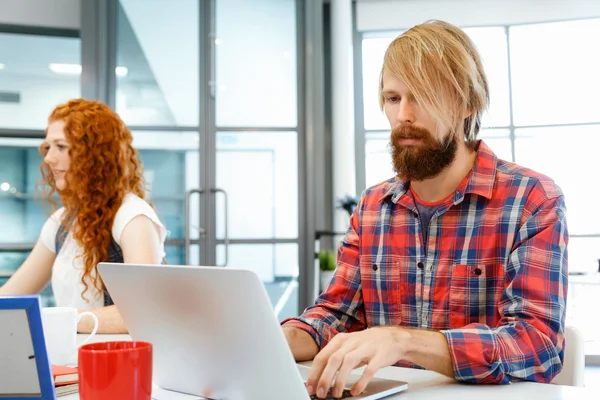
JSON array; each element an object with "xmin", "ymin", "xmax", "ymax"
[{"xmin": 391, "ymin": 125, "xmax": 432, "ymax": 142}]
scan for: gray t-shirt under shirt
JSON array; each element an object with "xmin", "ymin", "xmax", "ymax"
[{"xmin": 415, "ymin": 201, "xmax": 439, "ymax": 244}]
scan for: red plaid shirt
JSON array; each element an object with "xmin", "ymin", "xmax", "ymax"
[{"xmin": 283, "ymin": 141, "xmax": 568, "ymax": 384}]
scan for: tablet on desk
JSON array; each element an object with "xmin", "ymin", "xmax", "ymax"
[{"xmin": 0, "ymin": 295, "xmax": 55, "ymax": 400}]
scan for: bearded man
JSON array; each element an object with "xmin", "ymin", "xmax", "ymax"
[{"xmin": 282, "ymin": 20, "xmax": 568, "ymax": 398}]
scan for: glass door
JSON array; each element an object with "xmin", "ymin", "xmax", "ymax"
[
  {"xmin": 213, "ymin": 0, "xmax": 300, "ymax": 320},
  {"xmin": 131, "ymin": 131, "xmax": 205, "ymax": 266},
  {"xmin": 116, "ymin": 0, "xmax": 208, "ymax": 265},
  {"xmin": 116, "ymin": 0, "xmax": 301, "ymax": 320}
]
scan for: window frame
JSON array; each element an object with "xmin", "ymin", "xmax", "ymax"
[
  {"xmin": 354, "ymin": 18, "xmax": 600, "ymax": 361},
  {"xmin": 355, "ymin": 18, "xmax": 600, "ymax": 240}
]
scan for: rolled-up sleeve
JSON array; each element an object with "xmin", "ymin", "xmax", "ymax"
[
  {"xmin": 282, "ymin": 197, "xmax": 367, "ymax": 349},
  {"xmin": 441, "ymin": 194, "xmax": 568, "ymax": 384}
]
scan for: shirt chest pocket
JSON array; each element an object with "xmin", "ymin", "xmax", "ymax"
[
  {"xmin": 448, "ymin": 264, "xmax": 505, "ymax": 329},
  {"xmin": 359, "ymin": 258, "xmax": 401, "ymax": 327}
]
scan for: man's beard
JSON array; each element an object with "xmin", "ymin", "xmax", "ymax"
[{"xmin": 390, "ymin": 125, "xmax": 458, "ymax": 181}]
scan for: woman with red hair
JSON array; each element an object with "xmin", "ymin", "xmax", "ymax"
[{"xmin": 0, "ymin": 99, "xmax": 166, "ymax": 334}]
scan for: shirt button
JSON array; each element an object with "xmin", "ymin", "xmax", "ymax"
[
  {"xmin": 474, "ymin": 267, "xmax": 482, "ymax": 276},
  {"xmin": 413, "ymin": 212, "xmax": 419, "ymax": 218},
  {"xmin": 372, "ymin": 264, "xmax": 378, "ymax": 271},
  {"xmin": 417, "ymin": 262, "xmax": 424, "ymax": 269}
]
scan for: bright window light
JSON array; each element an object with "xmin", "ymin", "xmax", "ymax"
[
  {"xmin": 49, "ymin": 63, "xmax": 82, "ymax": 75},
  {"xmin": 0, "ymin": 182, "xmax": 10, "ymax": 191},
  {"xmin": 49, "ymin": 63, "xmax": 128, "ymax": 77},
  {"xmin": 115, "ymin": 66, "xmax": 128, "ymax": 77}
]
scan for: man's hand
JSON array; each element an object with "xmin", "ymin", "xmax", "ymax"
[{"xmin": 306, "ymin": 326, "xmax": 409, "ymax": 398}]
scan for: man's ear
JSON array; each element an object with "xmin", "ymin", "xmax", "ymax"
[
  {"xmin": 461, "ymin": 107, "xmax": 475, "ymax": 119},
  {"xmin": 463, "ymin": 113, "xmax": 481, "ymax": 138}
]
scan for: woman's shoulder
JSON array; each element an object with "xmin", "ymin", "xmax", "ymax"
[
  {"xmin": 49, "ymin": 206, "xmax": 67, "ymax": 222},
  {"xmin": 112, "ymin": 193, "xmax": 166, "ymax": 244},
  {"xmin": 40, "ymin": 207, "xmax": 67, "ymax": 253},
  {"xmin": 114, "ymin": 193, "xmax": 161, "ymax": 223},
  {"xmin": 44, "ymin": 207, "xmax": 67, "ymax": 229},
  {"xmin": 119, "ymin": 192, "xmax": 153, "ymax": 210}
]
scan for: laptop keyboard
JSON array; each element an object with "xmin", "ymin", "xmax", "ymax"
[{"xmin": 308, "ymin": 388, "xmax": 354, "ymax": 399}]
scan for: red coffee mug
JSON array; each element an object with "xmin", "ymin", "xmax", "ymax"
[{"xmin": 78, "ymin": 341, "xmax": 153, "ymax": 400}]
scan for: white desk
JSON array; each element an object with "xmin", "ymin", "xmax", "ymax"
[
  {"xmin": 299, "ymin": 362, "xmax": 597, "ymax": 399},
  {"xmin": 64, "ymin": 334, "xmax": 597, "ymax": 399}
]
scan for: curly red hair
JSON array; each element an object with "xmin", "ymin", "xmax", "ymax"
[{"xmin": 39, "ymin": 98, "xmax": 145, "ymax": 300}]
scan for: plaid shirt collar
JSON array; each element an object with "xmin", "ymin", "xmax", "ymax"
[{"xmin": 378, "ymin": 139, "xmax": 498, "ymax": 204}]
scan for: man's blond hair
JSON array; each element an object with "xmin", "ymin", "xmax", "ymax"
[{"xmin": 379, "ymin": 20, "xmax": 489, "ymax": 146}]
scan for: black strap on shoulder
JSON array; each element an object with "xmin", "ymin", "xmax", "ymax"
[
  {"xmin": 54, "ymin": 223, "xmax": 121, "ymax": 306},
  {"xmin": 54, "ymin": 222, "xmax": 68, "ymax": 255}
]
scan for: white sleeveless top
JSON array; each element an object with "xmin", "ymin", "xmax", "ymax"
[{"xmin": 40, "ymin": 193, "xmax": 167, "ymax": 310}]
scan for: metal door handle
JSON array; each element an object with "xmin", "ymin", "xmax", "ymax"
[
  {"xmin": 185, "ymin": 188, "xmax": 205, "ymax": 264},
  {"xmin": 211, "ymin": 188, "xmax": 229, "ymax": 266}
]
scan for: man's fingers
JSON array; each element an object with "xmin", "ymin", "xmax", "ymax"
[
  {"xmin": 306, "ymin": 329, "xmax": 397, "ymax": 398},
  {"xmin": 350, "ymin": 359, "xmax": 384, "ymax": 397},
  {"xmin": 305, "ymin": 333, "xmax": 346, "ymax": 395},
  {"xmin": 331, "ymin": 348, "xmax": 371, "ymax": 398},
  {"xmin": 315, "ymin": 337, "xmax": 363, "ymax": 398},
  {"xmin": 319, "ymin": 350, "xmax": 355, "ymax": 398}
]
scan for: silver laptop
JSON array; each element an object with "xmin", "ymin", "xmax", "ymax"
[{"xmin": 98, "ymin": 263, "xmax": 408, "ymax": 400}]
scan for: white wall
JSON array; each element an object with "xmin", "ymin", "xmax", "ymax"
[
  {"xmin": 356, "ymin": 0, "xmax": 600, "ymax": 31},
  {"xmin": 0, "ymin": 0, "xmax": 80, "ymax": 29}
]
